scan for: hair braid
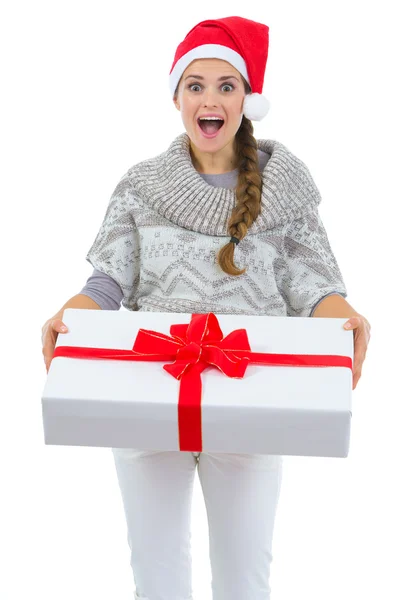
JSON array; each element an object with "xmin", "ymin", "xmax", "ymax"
[{"xmin": 217, "ymin": 114, "xmax": 263, "ymax": 276}]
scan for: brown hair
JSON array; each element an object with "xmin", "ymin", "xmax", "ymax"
[{"xmin": 174, "ymin": 75, "xmax": 262, "ymax": 276}]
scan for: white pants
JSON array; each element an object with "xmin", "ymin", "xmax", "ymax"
[{"xmin": 112, "ymin": 448, "xmax": 283, "ymax": 600}]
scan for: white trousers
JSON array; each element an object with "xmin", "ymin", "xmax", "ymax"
[{"xmin": 112, "ymin": 448, "xmax": 283, "ymax": 600}]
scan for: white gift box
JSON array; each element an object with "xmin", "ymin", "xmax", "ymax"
[{"xmin": 41, "ymin": 309, "xmax": 354, "ymax": 458}]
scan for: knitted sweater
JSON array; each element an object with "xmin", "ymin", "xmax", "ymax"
[{"xmin": 82, "ymin": 132, "xmax": 347, "ymax": 317}]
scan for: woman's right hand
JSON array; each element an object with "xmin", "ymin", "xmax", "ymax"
[{"xmin": 41, "ymin": 317, "xmax": 69, "ymax": 374}]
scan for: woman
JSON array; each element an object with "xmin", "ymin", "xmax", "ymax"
[{"xmin": 41, "ymin": 16, "xmax": 371, "ymax": 600}]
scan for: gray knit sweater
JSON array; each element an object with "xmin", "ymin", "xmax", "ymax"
[{"xmin": 81, "ymin": 132, "xmax": 347, "ymax": 317}]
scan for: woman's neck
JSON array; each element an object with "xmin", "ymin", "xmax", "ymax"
[{"xmin": 189, "ymin": 140, "xmax": 239, "ymax": 174}]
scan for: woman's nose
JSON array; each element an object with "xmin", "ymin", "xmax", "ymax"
[{"xmin": 202, "ymin": 87, "xmax": 220, "ymax": 104}]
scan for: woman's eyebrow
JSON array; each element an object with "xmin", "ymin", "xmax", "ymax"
[{"xmin": 184, "ymin": 75, "xmax": 239, "ymax": 82}]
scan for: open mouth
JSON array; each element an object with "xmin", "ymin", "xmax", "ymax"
[{"xmin": 197, "ymin": 118, "xmax": 225, "ymax": 137}]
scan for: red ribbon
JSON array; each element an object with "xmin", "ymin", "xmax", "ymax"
[{"xmin": 53, "ymin": 312, "xmax": 352, "ymax": 451}]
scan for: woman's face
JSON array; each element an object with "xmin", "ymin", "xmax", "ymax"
[{"xmin": 173, "ymin": 58, "xmax": 247, "ymax": 153}]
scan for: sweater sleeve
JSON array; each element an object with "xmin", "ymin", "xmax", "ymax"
[
  {"xmin": 79, "ymin": 268, "xmax": 124, "ymax": 310},
  {"xmin": 278, "ymin": 206, "xmax": 348, "ymax": 318},
  {"xmin": 85, "ymin": 172, "xmax": 140, "ymax": 311}
]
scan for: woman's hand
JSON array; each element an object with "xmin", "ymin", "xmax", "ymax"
[
  {"xmin": 343, "ymin": 315, "xmax": 371, "ymax": 390},
  {"xmin": 42, "ymin": 317, "xmax": 69, "ymax": 374}
]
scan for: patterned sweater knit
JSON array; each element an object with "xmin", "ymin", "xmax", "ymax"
[{"xmin": 82, "ymin": 132, "xmax": 347, "ymax": 317}]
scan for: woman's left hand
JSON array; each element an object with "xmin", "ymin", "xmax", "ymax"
[{"xmin": 343, "ymin": 315, "xmax": 371, "ymax": 390}]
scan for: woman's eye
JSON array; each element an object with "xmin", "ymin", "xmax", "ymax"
[{"xmin": 189, "ymin": 83, "xmax": 234, "ymax": 92}]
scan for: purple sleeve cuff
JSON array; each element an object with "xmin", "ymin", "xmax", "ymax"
[{"xmin": 79, "ymin": 268, "xmax": 124, "ymax": 310}]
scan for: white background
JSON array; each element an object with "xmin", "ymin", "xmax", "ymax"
[{"xmin": 1, "ymin": 1, "xmax": 399, "ymax": 599}]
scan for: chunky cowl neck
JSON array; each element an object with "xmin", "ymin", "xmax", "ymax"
[{"xmin": 127, "ymin": 132, "xmax": 321, "ymax": 236}]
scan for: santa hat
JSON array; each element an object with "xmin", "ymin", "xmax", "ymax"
[{"xmin": 169, "ymin": 16, "xmax": 270, "ymax": 121}]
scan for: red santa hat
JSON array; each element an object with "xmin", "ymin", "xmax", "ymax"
[{"xmin": 169, "ymin": 16, "xmax": 270, "ymax": 121}]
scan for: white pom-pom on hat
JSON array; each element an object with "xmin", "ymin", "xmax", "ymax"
[{"xmin": 243, "ymin": 93, "xmax": 271, "ymax": 121}]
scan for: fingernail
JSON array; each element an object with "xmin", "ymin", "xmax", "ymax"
[
  {"xmin": 344, "ymin": 322, "xmax": 352, "ymax": 329},
  {"xmin": 60, "ymin": 326, "xmax": 68, "ymax": 332}
]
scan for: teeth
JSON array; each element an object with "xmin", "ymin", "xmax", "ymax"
[{"xmin": 199, "ymin": 117, "xmax": 223, "ymax": 120}]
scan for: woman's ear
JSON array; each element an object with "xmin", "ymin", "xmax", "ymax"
[{"xmin": 173, "ymin": 98, "xmax": 180, "ymax": 111}]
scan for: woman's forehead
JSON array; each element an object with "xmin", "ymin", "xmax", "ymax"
[{"xmin": 183, "ymin": 58, "xmax": 240, "ymax": 79}]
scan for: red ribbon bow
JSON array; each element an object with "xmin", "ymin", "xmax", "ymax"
[{"xmin": 53, "ymin": 312, "xmax": 352, "ymax": 451}]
